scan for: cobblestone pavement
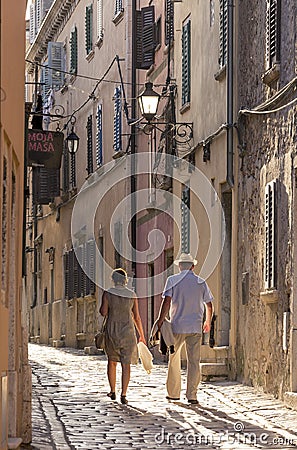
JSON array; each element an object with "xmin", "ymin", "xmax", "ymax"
[{"xmin": 22, "ymin": 344, "xmax": 297, "ymax": 450}]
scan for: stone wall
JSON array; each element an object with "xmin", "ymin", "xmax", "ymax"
[{"xmin": 236, "ymin": 0, "xmax": 296, "ymax": 397}]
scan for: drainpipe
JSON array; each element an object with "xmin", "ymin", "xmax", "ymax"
[
  {"xmin": 227, "ymin": 0, "xmax": 234, "ymax": 187},
  {"xmin": 131, "ymin": 0, "xmax": 137, "ymax": 280}
]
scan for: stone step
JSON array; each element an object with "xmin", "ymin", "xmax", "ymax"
[{"xmin": 201, "ymin": 362, "xmax": 229, "ymax": 381}]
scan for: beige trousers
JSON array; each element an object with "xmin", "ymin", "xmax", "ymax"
[{"xmin": 166, "ymin": 333, "xmax": 202, "ymax": 400}]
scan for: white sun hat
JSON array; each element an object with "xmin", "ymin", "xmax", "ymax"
[{"xmin": 174, "ymin": 253, "xmax": 197, "ymax": 266}]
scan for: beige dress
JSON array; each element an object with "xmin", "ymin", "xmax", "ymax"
[{"xmin": 104, "ymin": 286, "xmax": 138, "ymax": 364}]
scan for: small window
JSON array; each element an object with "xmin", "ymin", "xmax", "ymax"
[
  {"xmin": 97, "ymin": 0, "xmax": 103, "ymax": 41},
  {"xmin": 165, "ymin": 0, "xmax": 174, "ymax": 45},
  {"xmin": 265, "ymin": 0, "xmax": 281, "ymax": 70},
  {"xmin": 156, "ymin": 17, "xmax": 161, "ymax": 48},
  {"xmin": 114, "ymin": 0, "xmax": 123, "ymax": 17},
  {"xmin": 96, "ymin": 104, "xmax": 103, "ymax": 167}
]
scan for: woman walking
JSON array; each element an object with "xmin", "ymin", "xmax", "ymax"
[{"xmin": 99, "ymin": 268, "xmax": 146, "ymax": 404}]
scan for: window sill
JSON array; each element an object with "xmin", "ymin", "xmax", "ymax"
[
  {"xmin": 112, "ymin": 150, "xmax": 125, "ymax": 159},
  {"xmin": 113, "ymin": 9, "xmax": 124, "ymax": 25},
  {"xmin": 214, "ymin": 65, "xmax": 226, "ymax": 82},
  {"xmin": 260, "ymin": 289, "xmax": 279, "ymax": 304},
  {"xmin": 180, "ymin": 102, "xmax": 190, "ymax": 114},
  {"xmin": 86, "ymin": 49, "xmax": 95, "ymax": 62},
  {"xmin": 262, "ymin": 63, "xmax": 280, "ymax": 86},
  {"xmin": 146, "ymin": 64, "xmax": 155, "ymax": 76},
  {"xmin": 95, "ymin": 36, "xmax": 103, "ymax": 49}
]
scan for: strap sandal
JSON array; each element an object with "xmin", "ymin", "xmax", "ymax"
[{"xmin": 107, "ymin": 392, "xmax": 116, "ymax": 400}]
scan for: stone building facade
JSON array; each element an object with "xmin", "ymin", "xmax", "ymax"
[
  {"xmin": 0, "ymin": 1, "xmax": 31, "ymax": 448},
  {"xmin": 236, "ymin": 0, "xmax": 297, "ymax": 402}
]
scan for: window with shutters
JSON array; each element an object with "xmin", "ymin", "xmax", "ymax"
[
  {"xmin": 219, "ymin": 0, "xmax": 227, "ymax": 68},
  {"xmin": 70, "ymin": 27, "xmax": 78, "ymax": 75},
  {"xmin": 181, "ymin": 18, "xmax": 191, "ymax": 106},
  {"xmin": 265, "ymin": 0, "xmax": 281, "ymax": 71},
  {"xmin": 96, "ymin": 104, "xmax": 103, "ymax": 167},
  {"xmin": 85, "ymin": 5, "xmax": 93, "ymax": 55},
  {"xmin": 64, "ymin": 241, "xmax": 96, "ymax": 300},
  {"xmin": 264, "ymin": 180, "xmax": 277, "ymax": 290},
  {"xmin": 32, "ymin": 167, "xmax": 60, "ymax": 205},
  {"xmin": 165, "ymin": 0, "xmax": 174, "ymax": 46},
  {"xmin": 48, "ymin": 42, "xmax": 64, "ymax": 89},
  {"xmin": 181, "ymin": 185, "xmax": 190, "ymax": 253},
  {"xmin": 113, "ymin": 87, "xmax": 122, "ymax": 153},
  {"xmin": 135, "ymin": 6, "xmax": 155, "ymax": 70},
  {"xmin": 87, "ymin": 115, "xmax": 94, "ymax": 175},
  {"xmin": 30, "ymin": 3, "xmax": 36, "ymax": 43},
  {"xmin": 96, "ymin": 0, "xmax": 103, "ymax": 42},
  {"xmin": 62, "ymin": 142, "xmax": 70, "ymax": 193},
  {"xmin": 114, "ymin": 0, "xmax": 123, "ymax": 18}
]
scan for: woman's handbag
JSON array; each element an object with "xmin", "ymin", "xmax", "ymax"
[{"xmin": 94, "ymin": 317, "xmax": 107, "ymax": 349}]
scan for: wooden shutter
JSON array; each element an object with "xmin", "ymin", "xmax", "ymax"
[
  {"xmin": 32, "ymin": 167, "xmax": 60, "ymax": 205},
  {"xmin": 142, "ymin": 6, "xmax": 155, "ymax": 69},
  {"xmin": 86, "ymin": 240, "xmax": 96, "ymax": 295},
  {"xmin": 35, "ymin": 0, "xmax": 41, "ymax": 30},
  {"xmin": 68, "ymin": 248, "xmax": 74, "ymax": 300},
  {"xmin": 40, "ymin": 64, "xmax": 50, "ymax": 100},
  {"xmin": 135, "ymin": 6, "xmax": 155, "ymax": 69},
  {"xmin": 165, "ymin": 0, "xmax": 174, "ymax": 45},
  {"xmin": 264, "ymin": 180, "xmax": 277, "ymax": 289},
  {"xmin": 266, "ymin": 0, "xmax": 281, "ymax": 69},
  {"xmin": 87, "ymin": 115, "xmax": 94, "ymax": 175},
  {"xmin": 113, "ymin": 87, "xmax": 122, "ymax": 153},
  {"xmin": 219, "ymin": 0, "xmax": 227, "ymax": 68},
  {"xmin": 70, "ymin": 27, "xmax": 78, "ymax": 74},
  {"xmin": 73, "ymin": 248, "xmax": 79, "ymax": 298},
  {"xmin": 30, "ymin": 3, "xmax": 36, "ymax": 43},
  {"xmin": 85, "ymin": 5, "xmax": 93, "ymax": 54},
  {"xmin": 114, "ymin": 221, "xmax": 122, "ymax": 267},
  {"xmin": 181, "ymin": 186, "xmax": 190, "ymax": 253},
  {"xmin": 115, "ymin": 0, "xmax": 123, "ymax": 16},
  {"xmin": 182, "ymin": 19, "xmax": 191, "ymax": 105},
  {"xmin": 62, "ymin": 143, "xmax": 69, "ymax": 193},
  {"xmin": 97, "ymin": 0, "xmax": 103, "ymax": 40},
  {"xmin": 64, "ymin": 252, "xmax": 70, "ymax": 300},
  {"xmin": 96, "ymin": 104, "xmax": 103, "ymax": 166},
  {"xmin": 48, "ymin": 42, "xmax": 64, "ymax": 89}
]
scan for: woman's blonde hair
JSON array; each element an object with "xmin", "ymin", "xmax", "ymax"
[{"xmin": 111, "ymin": 268, "xmax": 128, "ymax": 285}]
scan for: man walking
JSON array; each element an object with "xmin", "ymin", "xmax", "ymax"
[{"xmin": 157, "ymin": 253, "xmax": 213, "ymax": 404}]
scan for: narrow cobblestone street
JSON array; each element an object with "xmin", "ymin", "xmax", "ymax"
[{"xmin": 21, "ymin": 344, "xmax": 297, "ymax": 450}]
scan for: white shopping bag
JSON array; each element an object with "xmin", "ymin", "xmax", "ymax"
[{"xmin": 137, "ymin": 342, "xmax": 154, "ymax": 374}]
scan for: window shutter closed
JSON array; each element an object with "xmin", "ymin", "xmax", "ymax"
[
  {"xmin": 40, "ymin": 64, "xmax": 50, "ymax": 100},
  {"xmin": 96, "ymin": 104, "xmax": 103, "ymax": 166},
  {"xmin": 73, "ymin": 248, "xmax": 79, "ymax": 298},
  {"xmin": 165, "ymin": 0, "xmax": 174, "ymax": 45},
  {"xmin": 181, "ymin": 186, "xmax": 190, "ymax": 253},
  {"xmin": 114, "ymin": 222, "xmax": 122, "ymax": 267},
  {"xmin": 97, "ymin": 0, "xmax": 103, "ymax": 40},
  {"xmin": 87, "ymin": 115, "xmax": 94, "ymax": 174},
  {"xmin": 219, "ymin": 0, "xmax": 227, "ymax": 68},
  {"xmin": 35, "ymin": 0, "xmax": 41, "ymax": 31},
  {"xmin": 85, "ymin": 5, "xmax": 93, "ymax": 55},
  {"xmin": 62, "ymin": 143, "xmax": 69, "ymax": 193},
  {"xmin": 48, "ymin": 42, "xmax": 64, "ymax": 89},
  {"xmin": 64, "ymin": 252, "xmax": 70, "ymax": 300},
  {"xmin": 113, "ymin": 87, "xmax": 122, "ymax": 153},
  {"xmin": 264, "ymin": 180, "xmax": 277, "ymax": 290},
  {"xmin": 182, "ymin": 20, "xmax": 191, "ymax": 105},
  {"xmin": 266, "ymin": 0, "xmax": 281, "ymax": 69},
  {"xmin": 30, "ymin": 3, "xmax": 36, "ymax": 43},
  {"xmin": 115, "ymin": 0, "xmax": 123, "ymax": 16},
  {"xmin": 33, "ymin": 167, "xmax": 60, "ymax": 204},
  {"xmin": 70, "ymin": 27, "xmax": 78, "ymax": 75},
  {"xmin": 68, "ymin": 249, "xmax": 74, "ymax": 300},
  {"xmin": 87, "ymin": 240, "xmax": 96, "ymax": 296}
]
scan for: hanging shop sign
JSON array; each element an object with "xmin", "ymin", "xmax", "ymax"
[{"xmin": 27, "ymin": 129, "xmax": 64, "ymax": 169}]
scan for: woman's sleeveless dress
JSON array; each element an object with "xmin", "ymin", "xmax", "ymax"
[{"xmin": 104, "ymin": 286, "xmax": 138, "ymax": 364}]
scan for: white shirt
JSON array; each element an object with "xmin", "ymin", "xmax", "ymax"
[{"xmin": 162, "ymin": 270, "xmax": 213, "ymax": 334}]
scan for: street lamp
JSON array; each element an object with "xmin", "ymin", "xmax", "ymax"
[
  {"xmin": 66, "ymin": 127, "xmax": 79, "ymax": 154},
  {"xmin": 138, "ymin": 82, "xmax": 160, "ymax": 122}
]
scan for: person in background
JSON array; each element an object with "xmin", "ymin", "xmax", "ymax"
[
  {"xmin": 157, "ymin": 253, "xmax": 214, "ymax": 405},
  {"xmin": 100, "ymin": 268, "xmax": 146, "ymax": 405}
]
